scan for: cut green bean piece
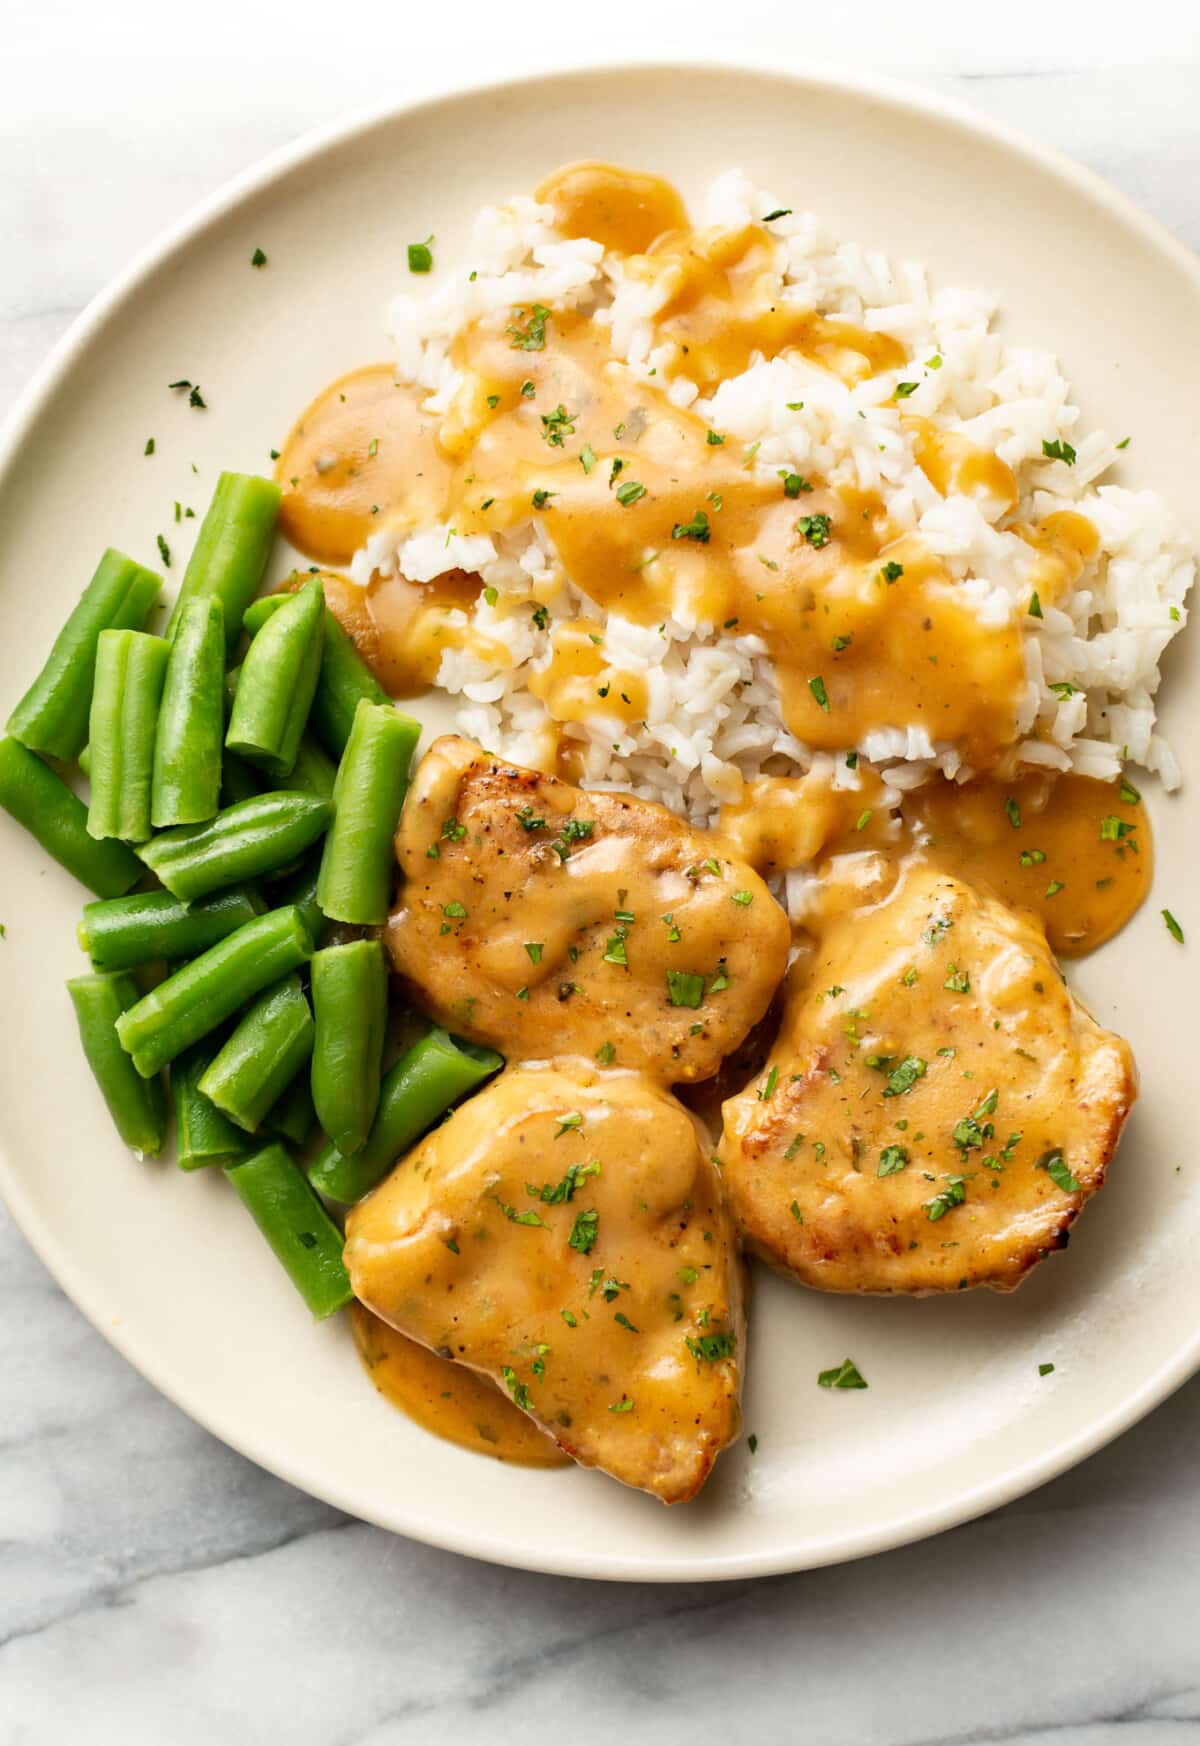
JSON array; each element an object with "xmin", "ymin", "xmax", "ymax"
[
  {"xmin": 311, "ymin": 940, "xmax": 387, "ymax": 1156},
  {"xmin": 271, "ymin": 854, "xmax": 328, "ymax": 948},
  {"xmin": 115, "ymin": 903, "xmax": 312, "ymax": 1076},
  {"xmin": 317, "ymin": 699, "xmax": 420, "ymax": 925},
  {"xmin": 166, "ymin": 473, "xmax": 281, "ymax": 651},
  {"xmin": 0, "ymin": 737, "xmax": 142, "ymax": 896},
  {"xmin": 311, "ymin": 613, "xmax": 390, "ymax": 758},
  {"xmin": 8, "ymin": 549, "xmax": 163, "ymax": 761},
  {"xmin": 226, "ymin": 577, "xmax": 325, "ymax": 778},
  {"xmin": 152, "ymin": 595, "xmax": 225, "ymax": 827},
  {"xmin": 79, "ymin": 884, "xmax": 264, "ymax": 972},
  {"xmin": 136, "ymin": 790, "xmax": 332, "ymax": 901},
  {"xmin": 199, "ymin": 973, "xmax": 314, "ymax": 1133},
  {"xmin": 171, "ymin": 1039, "xmax": 251, "ymax": 1171},
  {"xmin": 225, "ymin": 1143, "xmax": 353, "ymax": 1319},
  {"xmin": 309, "ymin": 1029, "xmax": 502, "ymax": 1203},
  {"xmin": 87, "ymin": 629, "xmax": 170, "ymax": 843},
  {"xmin": 266, "ymin": 1069, "xmax": 317, "ymax": 1148},
  {"xmin": 287, "ymin": 734, "xmax": 337, "ymax": 802},
  {"xmin": 68, "ymin": 972, "xmax": 167, "ymax": 1155},
  {"xmin": 243, "ymin": 590, "xmax": 389, "ymax": 760}
]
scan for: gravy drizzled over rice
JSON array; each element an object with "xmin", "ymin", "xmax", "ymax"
[{"xmin": 285, "ymin": 162, "xmax": 1194, "ymax": 831}]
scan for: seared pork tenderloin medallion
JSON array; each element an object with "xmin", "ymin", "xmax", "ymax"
[
  {"xmin": 345, "ymin": 1061, "xmax": 743, "ymax": 1503},
  {"xmin": 384, "ymin": 736, "xmax": 790, "ymax": 1080},
  {"xmin": 719, "ymin": 861, "xmax": 1136, "ymax": 1294}
]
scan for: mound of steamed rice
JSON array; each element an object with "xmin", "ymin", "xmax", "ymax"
[{"xmin": 348, "ymin": 171, "xmax": 1194, "ymax": 829}]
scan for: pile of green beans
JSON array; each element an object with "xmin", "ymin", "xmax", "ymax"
[{"xmin": 0, "ymin": 475, "xmax": 509, "ymax": 1323}]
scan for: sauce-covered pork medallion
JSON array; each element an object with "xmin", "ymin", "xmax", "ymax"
[
  {"xmin": 345, "ymin": 1061, "xmax": 743, "ymax": 1504},
  {"xmin": 385, "ymin": 735, "xmax": 791, "ymax": 1082},
  {"xmin": 718, "ymin": 861, "xmax": 1137, "ymax": 1295}
]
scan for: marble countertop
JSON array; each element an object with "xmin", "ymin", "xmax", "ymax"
[{"xmin": 4, "ymin": 5, "xmax": 1200, "ymax": 1740}]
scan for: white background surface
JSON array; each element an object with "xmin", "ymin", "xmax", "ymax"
[{"xmin": 3, "ymin": 3, "xmax": 1200, "ymax": 1740}]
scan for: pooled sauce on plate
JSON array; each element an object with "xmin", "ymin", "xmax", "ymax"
[{"xmin": 350, "ymin": 1301, "xmax": 568, "ymax": 1466}]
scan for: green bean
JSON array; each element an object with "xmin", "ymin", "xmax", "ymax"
[
  {"xmin": 171, "ymin": 1039, "xmax": 251, "ymax": 1171},
  {"xmin": 0, "ymin": 737, "xmax": 142, "ymax": 897},
  {"xmin": 78, "ymin": 884, "xmax": 264, "ymax": 972},
  {"xmin": 240, "ymin": 593, "xmax": 288, "ymax": 639},
  {"xmin": 265, "ymin": 1070, "xmax": 316, "ymax": 1148},
  {"xmin": 115, "ymin": 903, "xmax": 312, "ymax": 1076},
  {"xmin": 311, "ymin": 614, "xmax": 389, "ymax": 757},
  {"xmin": 271, "ymin": 854, "xmax": 328, "ymax": 948},
  {"xmin": 242, "ymin": 590, "xmax": 389, "ymax": 759},
  {"xmin": 199, "ymin": 973, "xmax": 314, "ymax": 1133},
  {"xmin": 287, "ymin": 734, "xmax": 337, "ymax": 801},
  {"xmin": 67, "ymin": 972, "xmax": 167, "ymax": 1155},
  {"xmin": 317, "ymin": 700, "xmax": 420, "ymax": 925},
  {"xmin": 136, "ymin": 790, "xmax": 332, "ymax": 901},
  {"xmin": 8, "ymin": 549, "xmax": 162, "ymax": 761},
  {"xmin": 225, "ymin": 1143, "xmax": 353, "ymax": 1319},
  {"xmin": 226, "ymin": 577, "xmax": 325, "ymax": 777},
  {"xmin": 219, "ymin": 750, "xmax": 263, "ymax": 807},
  {"xmin": 309, "ymin": 1029, "xmax": 502, "ymax": 1203},
  {"xmin": 87, "ymin": 630, "xmax": 170, "ymax": 843},
  {"xmin": 310, "ymin": 940, "xmax": 387, "ymax": 1156},
  {"xmin": 151, "ymin": 595, "xmax": 225, "ymax": 827},
  {"xmin": 166, "ymin": 473, "xmax": 281, "ymax": 651}
]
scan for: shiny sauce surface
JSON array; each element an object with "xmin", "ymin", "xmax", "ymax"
[{"xmin": 350, "ymin": 1301, "xmax": 568, "ymax": 1465}]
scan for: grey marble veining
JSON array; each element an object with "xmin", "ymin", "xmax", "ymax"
[{"xmin": 4, "ymin": 7, "xmax": 1200, "ymax": 1741}]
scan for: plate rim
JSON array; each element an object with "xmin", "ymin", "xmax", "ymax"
[{"xmin": 3, "ymin": 55, "xmax": 1199, "ymax": 1582}]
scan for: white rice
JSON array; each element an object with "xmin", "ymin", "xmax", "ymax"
[{"xmin": 354, "ymin": 170, "xmax": 1194, "ymax": 827}]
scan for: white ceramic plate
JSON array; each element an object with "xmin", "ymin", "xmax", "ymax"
[{"xmin": 2, "ymin": 63, "xmax": 1199, "ymax": 1582}]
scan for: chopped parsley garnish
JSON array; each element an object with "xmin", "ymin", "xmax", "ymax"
[
  {"xmin": 1038, "ymin": 1362, "xmax": 1055, "ymax": 1377},
  {"xmin": 817, "ymin": 1358, "xmax": 867, "ymax": 1390},
  {"xmin": 608, "ymin": 1394, "xmax": 634, "ymax": 1413},
  {"xmin": 781, "ymin": 471, "xmax": 812, "ymax": 498},
  {"xmin": 925, "ymin": 1176, "xmax": 967, "ymax": 1220},
  {"xmin": 944, "ymin": 965, "xmax": 971, "ymax": 993},
  {"xmin": 882, "ymin": 1056, "xmax": 927, "ymax": 1098},
  {"xmin": 554, "ymin": 1111, "xmax": 582, "ymax": 1139},
  {"xmin": 1048, "ymin": 681, "xmax": 1078, "ymax": 699},
  {"xmin": 531, "ymin": 488, "xmax": 555, "ymax": 509},
  {"xmin": 561, "ymin": 1309, "xmax": 578, "ymax": 1328},
  {"xmin": 501, "ymin": 1367, "xmax": 532, "ymax": 1410},
  {"xmin": 156, "ymin": 534, "xmax": 171, "ymax": 567},
  {"xmin": 596, "ymin": 1041, "xmax": 616, "ymax": 1065},
  {"xmin": 1163, "ymin": 908, "xmax": 1185, "ymax": 943},
  {"xmin": 671, "ymin": 510, "xmax": 710, "ymax": 543},
  {"xmin": 496, "ymin": 1200, "xmax": 545, "ymax": 1228},
  {"xmin": 515, "ymin": 804, "xmax": 546, "ymax": 832},
  {"xmin": 666, "ymin": 970, "xmax": 705, "ymax": 1008},
  {"xmin": 568, "ymin": 1208, "xmax": 599, "ymax": 1254},
  {"xmin": 1005, "ymin": 796, "xmax": 1022, "ymax": 829},
  {"xmin": 615, "ymin": 479, "xmax": 646, "ymax": 507},
  {"xmin": 521, "ymin": 379, "xmax": 536, "ymax": 398},
  {"xmin": 834, "ymin": 635, "xmax": 854, "ymax": 654},
  {"xmin": 442, "ymin": 901, "xmax": 467, "ymax": 919},
  {"xmin": 1019, "ymin": 849, "xmax": 1046, "ymax": 867},
  {"xmin": 1045, "ymin": 880, "xmax": 1065, "ymax": 898},
  {"xmin": 706, "ymin": 430, "xmax": 725, "ymax": 445},
  {"xmin": 483, "ymin": 586, "xmax": 498, "ymax": 605},
  {"xmin": 1041, "ymin": 437, "xmax": 1077, "ymax": 465},
  {"xmin": 580, "ymin": 443, "xmax": 596, "ymax": 474},
  {"xmin": 1028, "ymin": 592, "xmax": 1044, "ymax": 619},
  {"xmin": 795, "ymin": 512, "xmax": 832, "ymax": 548},
  {"xmin": 524, "ymin": 941, "xmax": 544, "ymax": 964},
  {"xmin": 603, "ymin": 933, "xmax": 628, "ymax": 967},
  {"xmin": 761, "ymin": 208, "xmax": 792, "ymax": 222},
  {"xmin": 144, "ymin": 437, "xmax": 155, "ymax": 456},
  {"xmin": 486, "ymin": 394, "xmax": 500, "ymax": 410},
  {"xmin": 541, "ymin": 403, "xmax": 576, "ymax": 447},
  {"xmin": 508, "ymin": 303, "xmax": 550, "ymax": 350},
  {"xmin": 877, "ymin": 1145, "xmax": 908, "ymax": 1177},
  {"xmin": 529, "ymin": 1159, "xmax": 601, "ymax": 1204},
  {"xmin": 855, "ymin": 808, "xmax": 872, "ymax": 831},
  {"xmin": 1037, "ymin": 1148, "xmax": 1081, "ymax": 1193},
  {"xmin": 441, "ymin": 817, "xmax": 466, "ymax": 842},
  {"xmin": 1119, "ymin": 777, "xmax": 1141, "ymax": 805},
  {"xmin": 407, "ymin": 237, "xmax": 434, "ymax": 273},
  {"xmin": 953, "ymin": 1087, "xmax": 997, "ymax": 1154},
  {"xmin": 250, "ymin": 247, "xmax": 268, "ymax": 268},
  {"xmin": 893, "ymin": 381, "xmax": 919, "ymax": 399},
  {"xmin": 758, "ymin": 1065, "xmax": 779, "ymax": 1101},
  {"xmin": 731, "ymin": 889, "xmax": 754, "ymax": 906},
  {"xmin": 808, "ymin": 675, "xmax": 830, "ymax": 712},
  {"xmin": 880, "ymin": 561, "xmax": 904, "ymax": 583},
  {"xmin": 686, "ymin": 1330, "xmax": 736, "ymax": 1363},
  {"xmin": 1100, "ymin": 815, "xmax": 1136, "ymax": 844}
]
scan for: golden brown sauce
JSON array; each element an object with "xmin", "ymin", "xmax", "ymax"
[
  {"xmin": 320, "ymin": 565, "xmax": 490, "ymax": 697},
  {"xmin": 350, "ymin": 1301, "xmax": 568, "ymax": 1466},
  {"xmin": 910, "ymin": 772, "xmax": 1150, "ymax": 956},
  {"xmin": 276, "ymin": 365, "xmax": 452, "ymax": 565},
  {"xmin": 1011, "ymin": 510, "xmax": 1100, "ymax": 608},
  {"xmin": 536, "ymin": 161, "xmax": 688, "ymax": 255},
  {"xmin": 527, "ymin": 619, "xmax": 648, "ymax": 725},
  {"xmin": 905, "ymin": 415, "xmax": 1019, "ymax": 516}
]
